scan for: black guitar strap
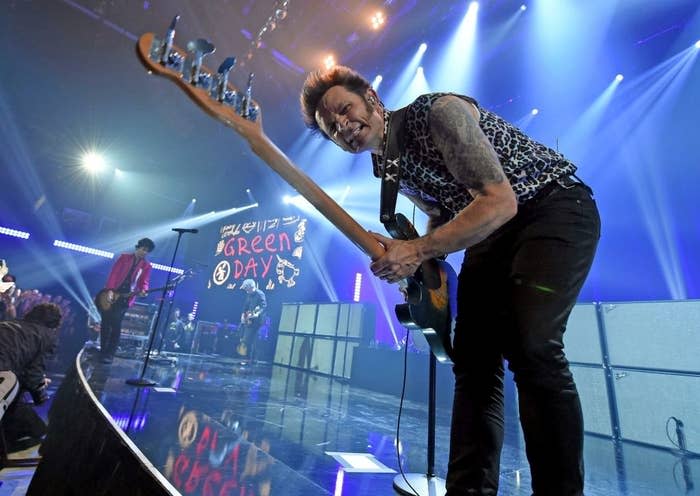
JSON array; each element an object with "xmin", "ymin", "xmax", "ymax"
[{"xmin": 375, "ymin": 106, "xmax": 409, "ymax": 227}]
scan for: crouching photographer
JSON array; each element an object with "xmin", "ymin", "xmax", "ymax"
[{"xmin": 0, "ymin": 303, "xmax": 61, "ymax": 452}]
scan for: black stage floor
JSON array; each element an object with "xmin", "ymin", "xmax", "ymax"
[{"xmin": 76, "ymin": 349, "xmax": 698, "ymax": 496}]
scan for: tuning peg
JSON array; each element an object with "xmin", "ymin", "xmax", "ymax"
[
  {"xmin": 241, "ymin": 72, "xmax": 258, "ymax": 121},
  {"xmin": 214, "ymin": 56, "xmax": 237, "ymax": 102},
  {"xmin": 185, "ymin": 38, "xmax": 216, "ymax": 88},
  {"xmin": 160, "ymin": 14, "xmax": 180, "ymax": 64}
]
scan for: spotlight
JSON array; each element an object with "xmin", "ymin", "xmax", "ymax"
[
  {"xmin": 371, "ymin": 74, "xmax": 383, "ymax": 89},
  {"xmin": 323, "ymin": 54, "xmax": 336, "ymax": 70},
  {"xmin": 469, "ymin": 1, "xmax": 479, "ymax": 12},
  {"xmin": 282, "ymin": 194, "xmax": 292, "ymax": 204},
  {"xmin": 695, "ymin": 39, "xmax": 700, "ymax": 49},
  {"xmin": 417, "ymin": 66, "xmax": 424, "ymax": 74},
  {"xmin": 370, "ymin": 11, "xmax": 385, "ymax": 30},
  {"xmin": 520, "ymin": 4, "xmax": 527, "ymax": 11},
  {"xmin": 615, "ymin": 74, "xmax": 624, "ymax": 82},
  {"xmin": 114, "ymin": 168, "xmax": 123, "ymax": 178},
  {"xmin": 191, "ymin": 198, "xmax": 196, "ymax": 203},
  {"xmin": 531, "ymin": 108, "xmax": 539, "ymax": 115},
  {"xmin": 418, "ymin": 42, "xmax": 428, "ymax": 54},
  {"xmin": 81, "ymin": 151, "xmax": 106, "ymax": 174}
]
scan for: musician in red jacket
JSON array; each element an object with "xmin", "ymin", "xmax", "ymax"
[{"xmin": 98, "ymin": 238, "xmax": 155, "ymax": 364}]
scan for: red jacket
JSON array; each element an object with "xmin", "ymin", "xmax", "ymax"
[{"xmin": 105, "ymin": 254, "xmax": 152, "ymax": 307}]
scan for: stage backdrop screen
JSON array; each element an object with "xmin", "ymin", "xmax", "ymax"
[{"xmin": 207, "ymin": 215, "xmax": 308, "ymax": 294}]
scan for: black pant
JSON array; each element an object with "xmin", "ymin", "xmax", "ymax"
[
  {"xmin": 3, "ymin": 395, "xmax": 48, "ymax": 449},
  {"xmin": 99, "ymin": 304, "xmax": 127, "ymax": 358},
  {"xmin": 445, "ymin": 182, "xmax": 601, "ymax": 496},
  {"xmin": 239, "ymin": 321, "xmax": 262, "ymax": 360}
]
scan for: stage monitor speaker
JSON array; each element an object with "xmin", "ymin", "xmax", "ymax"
[
  {"xmin": 333, "ymin": 341, "xmax": 348, "ymax": 378},
  {"xmin": 336, "ymin": 342, "xmax": 359, "ymax": 379},
  {"xmin": 570, "ymin": 364, "xmax": 613, "ymax": 437},
  {"xmin": 612, "ymin": 369, "xmax": 700, "ymax": 452},
  {"xmin": 278, "ymin": 303, "xmax": 298, "ymax": 332},
  {"xmin": 274, "ymin": 334, "xmax": 293, "ymax": 366},
  {"xmin": 565, "ymin": 303, "xmax": 603, "ymax": 365},
  {"xmin": 347, "ymin": 304, "xmax": 365, "ymax": 339},
  {"xmin": 194, "ymin": 321, "xmax": 218, "ymax": 354},
  {"xmin": 290, "ymin": 335, "xmax": 312, "ymax": 369},
  {"xmin": 310, "ymin": 337, "xmax": 335, "ymax": 375},
  {"xmin": 336, "ymin": 304, "xmax": 350, "ymax": 337},
  {"xmin": 295, "ymin": 304, "xmax": 317, "ymax": 334},
  {"xmin": 315, "ymin": 303, "xmax": 340, "ymax": 337},
  {"xmin": 602, "ymin": 300, "xmax": 700, "ymax": 372}
]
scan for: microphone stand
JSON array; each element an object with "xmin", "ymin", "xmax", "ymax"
[
  {"xmin": 392, "ymin": 351, "xmax": 446, "ymax": 496},
  {"xmin": 126, "ymin": 228, "xmax": 196, "ymax": 387}
]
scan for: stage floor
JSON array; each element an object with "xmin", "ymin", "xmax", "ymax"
[{"xmin": 75, "ymin": 349, "xmax": 698, "ymax": 496}]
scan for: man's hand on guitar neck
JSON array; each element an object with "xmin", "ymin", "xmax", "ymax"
[{"xmin": 368, "ymin": 231, "xmax": 426, "ymax": 283}]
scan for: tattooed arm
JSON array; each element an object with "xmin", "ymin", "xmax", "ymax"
[{"xmin": 370, "ymin": 95, "xmax": 517, "ymax": 281}]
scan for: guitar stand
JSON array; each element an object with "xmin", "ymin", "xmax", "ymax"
[{"xmin": 393, "ymin": 352, "xmax": 446, "ymax": 496}]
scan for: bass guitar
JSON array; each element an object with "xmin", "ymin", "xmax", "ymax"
[{"xmin": 135, "ymin": 18, "xmax": 456, "ymax": 361}]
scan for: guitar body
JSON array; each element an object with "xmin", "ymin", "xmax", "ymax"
[
  {"xmin": 395, "ymin": 260, "xmax": 457, "ymax": 362},
  {"xmin": 241, "ymin": 306, "xmax": 263, "ymax": 326},
  {"xmin": 236, "ymin": 340, "xmax": 248, "ymax": 358},
  {"xmin": 95, "ymin": 289, "xmax": 125, "ymax": 313},
  {"xmin": 386, "ymin": 214, "xmax": 457, "ymax": 362}
]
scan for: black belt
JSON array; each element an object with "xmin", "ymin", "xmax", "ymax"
[{"xmin": 527, "ymin": 174, "xmax": 591, "ymax": 205}]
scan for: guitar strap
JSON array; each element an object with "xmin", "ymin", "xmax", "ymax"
[{"xmin": 375, "ymin": 106, "xmax": 409, "ymax": 228}]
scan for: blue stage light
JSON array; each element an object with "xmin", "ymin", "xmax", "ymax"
[
  {"xmin": 353, "ymin": 273, "xmax": 362, "ymax": 302},
  {"xmin": 53, "ymin": 240, "xmax": 114, "ymax": 259},
  {"xmin": 150, "ymin": 263, "xmax": 185, "ymax": 275},
  {"xmin": 0, "ymin": 226, "xmax": 31, "ymax": 239}
]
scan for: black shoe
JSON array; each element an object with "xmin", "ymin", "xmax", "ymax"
[{"xmin": 7, "ymin": 436, "xmax": 42, "ymax": 454}]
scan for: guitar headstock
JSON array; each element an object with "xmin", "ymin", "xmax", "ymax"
[{"xmin": 136, "ymin": 15, "xmax": 260, "ymax": 132}]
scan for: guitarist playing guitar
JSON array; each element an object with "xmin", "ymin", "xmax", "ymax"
[
  {"xmin": 96, "ymin": 237, "xmax": 155, "ymax": 364},
  {"xmin": 236, "ymin": 279, "xmax": 267, "ymax": 362},
  {"xmin": 137, "ymin": 25, "xmax": 600, "ymax": 493}
]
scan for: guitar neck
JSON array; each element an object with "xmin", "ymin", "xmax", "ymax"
[
  {"xmin": 120, "ymin": 285, "xmax": 168, "ymax": 298},
  {"xmin": 136, "ymin": 33, "xmax": 383, "ymax": 261},
  {"xmin": 250, "ymin": 135, "xmax": 385, "ymax": 260}
]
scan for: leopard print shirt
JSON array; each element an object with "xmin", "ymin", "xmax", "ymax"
[{"xmin": 372, "ymin": 93, "xmax": 577, "ymax": 218}]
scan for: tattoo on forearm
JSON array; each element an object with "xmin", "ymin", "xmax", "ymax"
[{"xmin": 430, "ymin": 98, "xmax": 505, "ymax": 191}]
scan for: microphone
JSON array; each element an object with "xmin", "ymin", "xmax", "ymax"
[{"xmin": 172, "ymin": 228, "xmax": 198, "ymax": 234}]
